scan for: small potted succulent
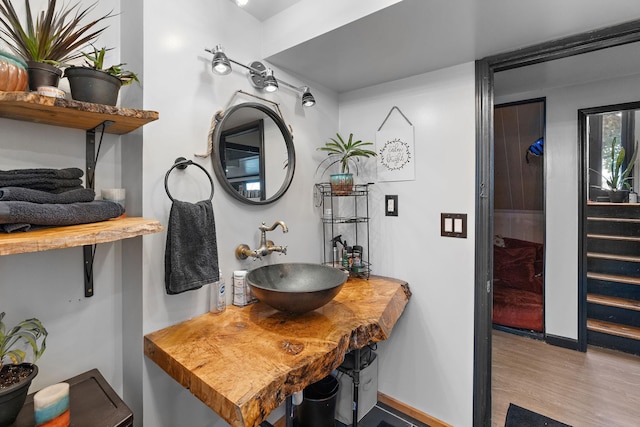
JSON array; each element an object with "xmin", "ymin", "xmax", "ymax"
[
  {"xmin": 0, "ymin": 0, "xmax": 114, "ymax": 90},
  {"xmin": 591, "ymin": 137, "xmax": 638, "ymax": 202},
  {"xmin": 0, "ymin": 312, "xmax": 48, "ymax": 426},
  {"xmin": 317, "ymin": 133, "xmax": 377, "ymax": 194},
  {"xmin": 64, "ymin": 45, "xmax": 140, "ymax": 106}
]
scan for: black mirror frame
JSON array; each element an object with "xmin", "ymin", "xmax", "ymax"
[{"xmin": 211, "ymin": 102, "xmax": 296, "ymax": 205}]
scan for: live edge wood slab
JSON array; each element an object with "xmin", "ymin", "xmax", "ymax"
[{"xmin": 144, "ymin": 275, "xmax": 411, "ymax": 427}]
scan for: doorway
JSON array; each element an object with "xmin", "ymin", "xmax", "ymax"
[
  {"xmin": 492, "ymin": 99, "xmax": 545, "ymax": 337},
  {"xmin": 579, "ymin": 101, "xmax": 640, "ymax": 356},
  {"xmin": 473, "ymin": 20, "xmax": 640, "ymax": 427}
]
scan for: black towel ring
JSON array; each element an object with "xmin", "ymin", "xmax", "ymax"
[{"xmin": 164, "ymin": 157, "xmax": 214, "ymax": 202}]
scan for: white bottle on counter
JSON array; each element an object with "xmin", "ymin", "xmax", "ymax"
[
  {"xmin": 210, "ymin": 269, "xmax": 226, "ymax": 314},
  {"xmin": 233, "ymin": 270, "xmax": 248, "ymax": 306}
]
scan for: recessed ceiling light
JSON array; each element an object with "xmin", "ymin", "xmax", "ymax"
[{"xmin": 236, "ymin": 0, "xmax": 249, "ymax": 6}]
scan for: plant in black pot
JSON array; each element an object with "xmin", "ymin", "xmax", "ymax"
[
  {"xmin": 591, "ymin": 137, "xmax": 638, "ymax": 203},
  {"xmin": 0, "ymin": 312, "xmax": 47, "ymax": 427},
  {"xmin": 0, "ymin": 0, "xmax": 113, "ymax": 90},
  {"xmin": 316, "ymin": 133, "xmax": 377, "ymax": 194},
  {"xmin": 64, "ymin": 45, "xmax": 139, "ymax": 106}
]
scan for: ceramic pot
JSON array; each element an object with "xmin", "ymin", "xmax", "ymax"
[
  {"xmin": 26, "ymin": 61, "xmax": 62, "ymax": 91},
  {"xmin": 330, "ymin": 173, "xmax": 354, "ymax": 195},
  {"xmin": 608, "ymin": 189, "xmax": 629, "ymax": 203},
  {"xmin": 0, "ymin": 51, "xmax": 28, "ymax": 91},
  {"xmin": 0, "ymin": 363, "xmax": 38, "ymax": 426},
  {"xmin": 65, "ymin": 67, "xmax": 122, "ymax": 106}
]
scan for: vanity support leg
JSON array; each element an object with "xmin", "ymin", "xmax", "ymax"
[
  {"xmin": 286, "ymin": 395, "xmax": 294, "ymax": 427},
  {"xmin": 352, "ymin": 347, "xmax": 361, "ymax": 426}
]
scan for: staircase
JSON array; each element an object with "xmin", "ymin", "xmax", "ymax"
[{"xmin": 586, "ymin": 203, "xmax": 640, "ymax": 355}]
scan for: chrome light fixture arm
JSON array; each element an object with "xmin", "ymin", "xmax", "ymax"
[{"xmin": 205, "ymin": 45, "xmax": 316, "ymax": 107}]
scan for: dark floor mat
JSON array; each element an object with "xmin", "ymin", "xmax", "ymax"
[
  {"xmin": 377, "ymin": 422, "xmax": 397, "ymax": 427},
  {"xmin": 505, "ymin": 403, "xmax": 572, "ymax": 427}
]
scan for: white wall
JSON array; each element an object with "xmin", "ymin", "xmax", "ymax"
[
  {"xmin": 139, "ymin": 0, "xmax": 339, "ymax": 425},
  {"xmin": 494, "ymin": 210, "xmax": 544, "ymax": 243},
  {"xmin": 496, "ymin": 71, "xmax": 640, "ymax": 339},
  {"xmin": 339, "ymin": 62, "xmax": 477, "ymax": 427}
]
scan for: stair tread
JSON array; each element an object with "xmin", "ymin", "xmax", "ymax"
[
  {"xmin": 587, "ymin": 233, "xmax": 640, "ymax": 242},
  {"xmin": 587, "ymin": 272, "xmax": 640, "ymax": 285},
  {"xmin": 587, "ymin": 319, "xmax": 640, "ymax": 341},
  {"xmin": 587, "ymin": 293, "xmax": 640, "ymax": 311},
  {"xmin": 588, "ymin": 216, "xmax": 640, "ymax": 223},
  {"xmin": 587, "ymin": 252, "xmax": 640, "ymax": 263}
]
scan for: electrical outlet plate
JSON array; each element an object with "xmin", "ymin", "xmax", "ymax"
[
  {"xmin": 441, "ymin": 213, "xmax": 467, "ymax": 238},
  {"xmin": 385, "ymin": 195, "xmax": 398, "ymax": 216}
]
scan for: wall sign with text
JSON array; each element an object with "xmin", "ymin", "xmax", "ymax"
[{"xmin": 376, "ymin": 106, "xmax": 415, "ymax": 182}]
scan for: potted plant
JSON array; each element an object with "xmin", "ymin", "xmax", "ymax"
[
  {"xmin": 317, "ymin": 133, "xmax": 377, "ymax": 194},
  {"xmin": 591, "ymin": 137, "xmax": 638, "ymax": 202},
  {"xmin": 0, "ymin": 312, "xmax": 47, "ymax": 426},
  {"xmin": 0, "ymin": 0, "xmax": 113, "ymax": 90},
  {"xmin": 64, "ymin": 45, "xmax": 139, "ymax": 106}
]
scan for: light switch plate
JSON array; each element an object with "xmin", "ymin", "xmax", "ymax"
[
  {"xmin": 385, "ymin": 195, "xmax": 398, "ymax": 216},
  {"xmin": 441, "ymin": 213, "xmax": 467, "ymax": 238}
]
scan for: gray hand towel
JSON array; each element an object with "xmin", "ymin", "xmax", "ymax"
[
  {"xmin": 0, "ymin": 200, "xmax": 124, "ymax": 230},
  {"xmin": 165, "ymin": 199, "xmax": 219, "ymax": 295},
  {"xmin": 0, "ymin": 167, "xmax": 84, "ymax": 179},
  {"xmin": 0, "ymin": 187, "xmax": 95, "ymax": 204}
]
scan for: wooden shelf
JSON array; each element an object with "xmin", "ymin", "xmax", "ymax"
[
  {"xmin": 587, "ymin": 294, "xmax": 640, "ymax": 311},
  {"xmin": 587, "ymin": 252, "xmax": 640, "ymax": 263},
  {"xmin": 587, "ymin": 216, "xmax": 640, "ymax": 223},
  {"xmin": 0, "ymin": 91, "xmax": 158, "ymax": 134},
  {"xmin": 587, "ymin": 272, "xmax": 640, "ymax": 286},
  {"xmin": 0, "ymin": 217, "xmax": 163, "ymax": 256},
  {"xmin": 587, "ymin": 233, "xmax": 640, "ymax": 242},
  {"xmin": 587, "ymin": 319, "xmax": 640, "ymax": 341}
]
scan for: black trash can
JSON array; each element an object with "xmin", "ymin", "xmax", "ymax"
[{"xmin": 298, "ymin": 375, "xmax": 340, "ymax": 427}]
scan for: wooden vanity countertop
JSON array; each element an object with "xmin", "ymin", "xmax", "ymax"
[{"xmin": 144, "ymin": 275, "xmax": 411, "ymax": 427}]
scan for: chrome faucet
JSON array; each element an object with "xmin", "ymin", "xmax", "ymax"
[{"xmin": 236, "ymin": 221, "xmax": 289, "ymax": 259}]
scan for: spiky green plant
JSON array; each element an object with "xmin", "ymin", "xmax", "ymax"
[
  {"xmin": 591, "ymin": 137, "xmax": 638, "ymax": 191},
  {"xmin": 0, "ymin": 0, "xmax": 114, "ymax": 64},
  {"xmin": 316, "ymin": 133, "xmax": 377, "ymax": 176},
  {"xmin": 0, "ymin": 312, "xmax": 47, "ymax": 371},
  {"xmin": 80, "ymin": 45, "xmax": 139, "ymax": 85}
]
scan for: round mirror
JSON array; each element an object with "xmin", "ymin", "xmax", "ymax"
[{"xmin": 211, "ymin": 102, "xmax": 295, "ymax": 204}]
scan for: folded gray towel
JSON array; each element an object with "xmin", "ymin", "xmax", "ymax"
[
  {"xmin": 0, "ymin": 167, "xmax": 84, "ymax": 179},
  {"xmin": 1, "ymin": 223, "xmax": 33, "ymax": 233},
  {"xmin": 165, "ymin": 200, "xmax": 219, "ymax": 295},
  {"xmin": 50, "ymin": 186, "xmax": 84, "ymax": 194},
  {"xmin": 0, "ymin": 177, "xmax": 83, "ymax": 191},
  {"xmin": 0, "ymin": 187, "xmax": 95, "ymax": 204},
  {"xmin": 0, "ymin": 200, "xmax": 124, "ymax": 230}
]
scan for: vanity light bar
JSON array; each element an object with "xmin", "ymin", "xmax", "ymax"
[{"xmin": 205, "ymin": 45, "xmax": 316, "ymax": 107}]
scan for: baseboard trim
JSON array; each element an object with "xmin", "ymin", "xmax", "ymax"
[
  {"xmin": 377, "ymin": 392, "xmax": 452, "ymax": 427},
  {"xmin": 545, "ymin": 333, "xmax": 580, "ymax": 351}
]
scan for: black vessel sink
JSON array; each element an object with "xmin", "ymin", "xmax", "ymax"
[{"xmin": 246, "ymin": 263, "xmax": 348, "ymax": 314}]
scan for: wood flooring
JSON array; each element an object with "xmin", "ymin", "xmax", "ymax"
[{"xmin": 492, "ymin": 329, "xmax": 640, "ymax": 427}]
